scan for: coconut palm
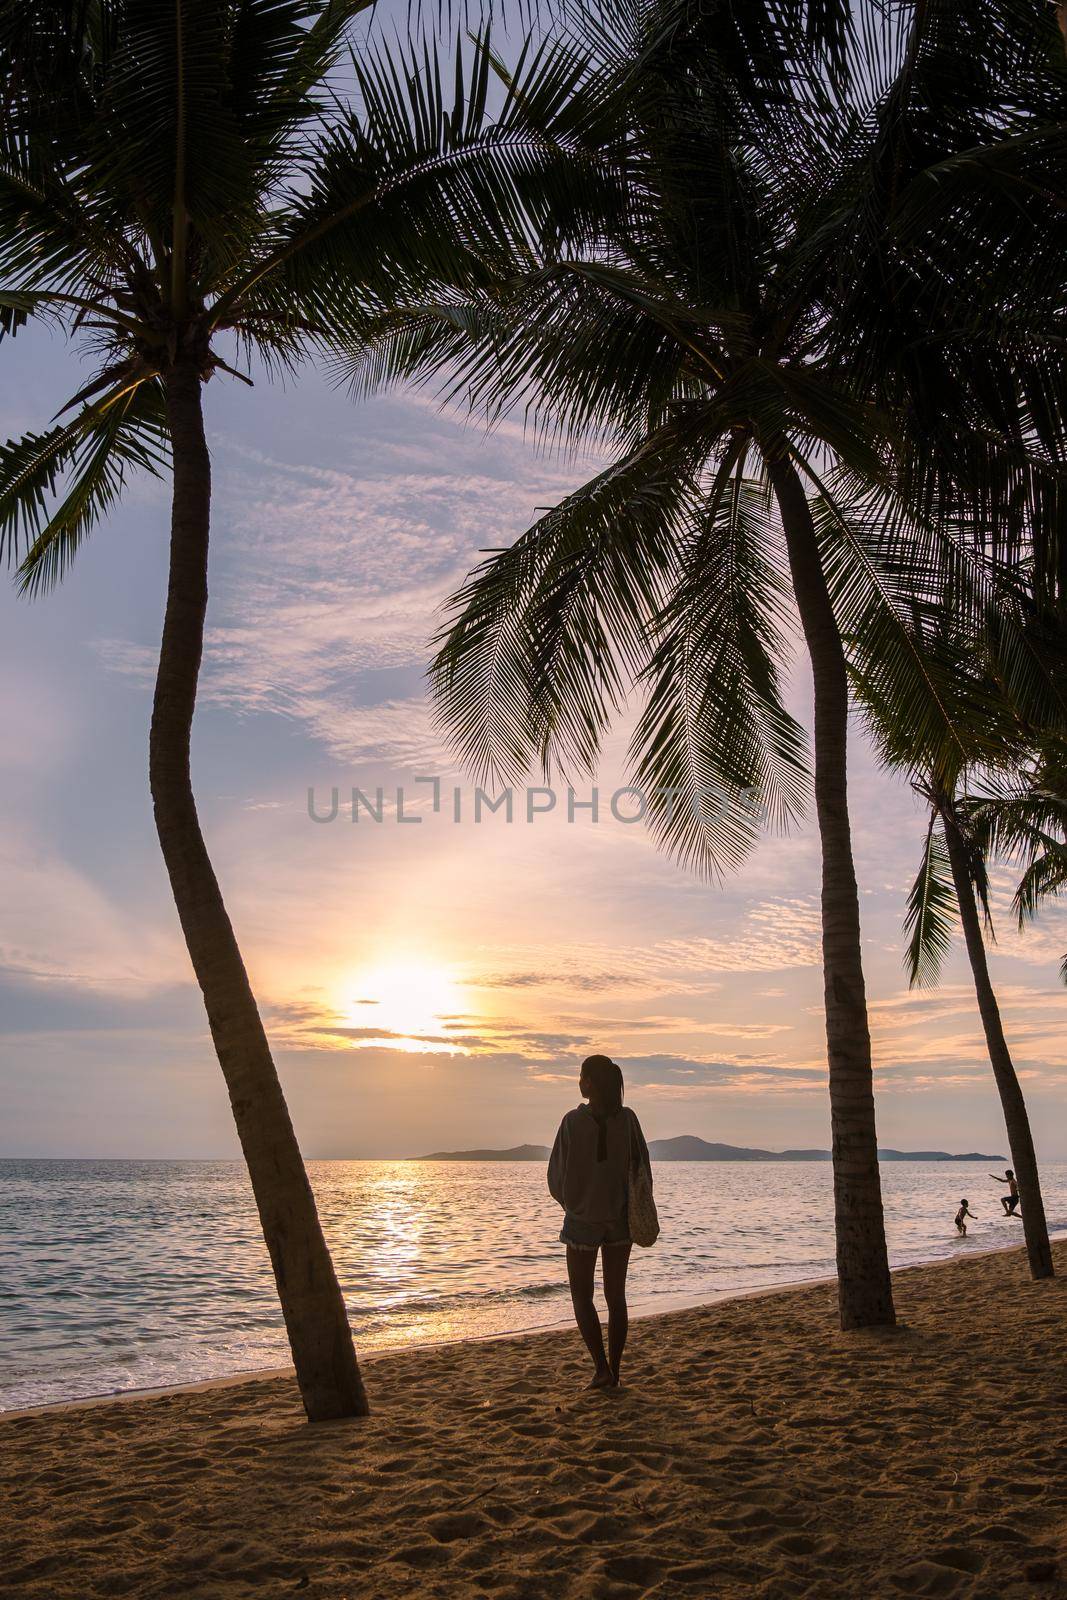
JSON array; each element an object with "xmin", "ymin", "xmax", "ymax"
[
  {"xmin": 0, "ymin": 0, "xmax": 604, "ymax": 1419},
  {"xmin": 905, "ymin": 779, "xmax": 1055, "ymax": 1280},
  {"xmin": 850, "ymin": 592, "xmax": 1067, "ymax": 1280},
  {"xmin": 349, "ymin": 0, "xmax": 1066, "ymax": 1328}
]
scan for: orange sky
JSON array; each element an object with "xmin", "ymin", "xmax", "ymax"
[{"xmin": 2, "ymin": 329, "xmax": 1066, "ymax": 1161}]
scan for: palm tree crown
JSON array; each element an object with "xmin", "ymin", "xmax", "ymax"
[
  {"xmin": 852, "ymin": 588, "xmax": 1067, "ymax": 1282},
  {"xmin": 348, "ymin": 0, "xmax": 1065, "ymax": 1328},
  {"xmin": 0, "ymin": 0, "xmax": 601, "ymax": 590},
  {"xmin": 352, "ymin": 0, "xmax": 1064, "ymax": 869},
  {"xmin": 0, "ymin": 0, "xmax": 615, "ymax": 1420}
]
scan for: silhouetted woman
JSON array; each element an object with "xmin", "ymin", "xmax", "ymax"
[{"xmin": 548, "ymin": 1054, "xmax": 653, "ymax": 1388}]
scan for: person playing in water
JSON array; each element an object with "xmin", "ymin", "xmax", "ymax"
[
  {"xmin": 547, "ymin": 1054, "xmax": 652, "ymax": 1391},
  {"xmin": 990, "ymin": 1168, "xmax": 1021, "ymax": 1215},
  {"xmin": 955, "ymin": 1198, "xmax": 976, "ymax": 1236}
]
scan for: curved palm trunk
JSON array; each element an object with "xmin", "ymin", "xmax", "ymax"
[
  {"xmin": 940, "ymin": 804, "xmax": 1054, "ymax": 1280},
  {"xmin": 154, "ymin": 360, "xmax": 369, "ymax": 1420},
  {"xmin": 767, "ymin": 454, "xmax": 895, "ymax": 1329}
]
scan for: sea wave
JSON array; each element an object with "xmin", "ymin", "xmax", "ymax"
[{"xmin": 5, "ymin": 1157, "xmax": 1067, "ymax": 1410}]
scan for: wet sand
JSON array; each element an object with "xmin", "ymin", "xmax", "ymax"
[{"xmin": 3, "ymin": 1239, "xmax": 1066, "ymax": 1598}]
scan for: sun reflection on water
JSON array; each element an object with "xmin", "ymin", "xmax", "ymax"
[
  {"xmin": 353, "ymin": 1163, "xmax": 427, "ymax": 1308},
  {"xmin": 8, "ymin": 1158, "xmax": 1067, "ymax": 1409}
]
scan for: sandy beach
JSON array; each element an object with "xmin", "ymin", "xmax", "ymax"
[{"xmin": 3, "ymin": 1240, "xmax": 1066, "ymax": 1599}]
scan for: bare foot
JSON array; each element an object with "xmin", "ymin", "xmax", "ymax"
[{"xmin": 588, "ymin": 1367, "xmax": 617, "ymax": 1390}]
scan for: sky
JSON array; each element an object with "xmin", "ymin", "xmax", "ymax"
[{"xmin": 2, "ymin": 28, "xmax": 1066, "ymax": 1162}]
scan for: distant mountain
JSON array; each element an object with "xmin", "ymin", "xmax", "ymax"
[
  {"xmin": 419, "ymin": 1136, "xmax": 1004, "ymax": 1162},
  {"xmin": 877, "ymin": 1148, "xmax": 1005, "ymax": 1162},
  {"xmin": 649, "ymin": 1136, "xmax": 774, "ymax": 1161},
  {"xmin": 647, "ymin": 1138, "xmax": 1004, "ymax": 1162},
  {"xmin": 420, "ymin": 1143, "xmax": 551, "ymax": 1162}
]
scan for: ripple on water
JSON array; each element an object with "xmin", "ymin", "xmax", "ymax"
[{"xmin": 3, "ymin": 1156, "xmax": 1066, "ymax": 1409}]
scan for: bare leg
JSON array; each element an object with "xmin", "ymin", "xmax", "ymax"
[
  {"xmin": 566, "ymin": 1245, "xmax": 611, "ymax": 1385},
  {"xmin": 603, "ymin": 1242, "xmax": 632, "ymax": 1384}
]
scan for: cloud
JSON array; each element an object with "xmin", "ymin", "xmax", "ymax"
[
  {"xmin": 0, "ymin": 966, "xmax": 200, "ymax": 1040},
  {"xmin": 463, "ymin": 904, "xmax": 822, "ymax": 1000},
  {"xmin": 556, "ymin": 1012, "xmax": 791, "ymax": 1039},
  {"xmin": 615, "ymin": 1053, "xmax": 825, "ymax": 1097},
  {"xmin": 301, "ymin": 698, "xmax": 453, "ymax": 770},
  {"xmin": 865, "ymin": 984, "xmax": 1067, "ymax": 1076},
  {"xmin": 0, "ymin": 830, "xmax": 184, "ymax": 999},
  {"xmin": 474, "ymin": 969, "xmax": 638, "ymax": 994},
  {"xmin": 95, "ymin": 425, "xmax": 602, "ymax": 773},
  {"xmin": 651, "ymin": 898, "xmax": 823, "ymax": 974}
]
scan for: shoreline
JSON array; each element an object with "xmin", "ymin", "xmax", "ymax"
[
  {"xmin": 0, "ymin": 1152, "xmax": 1028, "ymax": 1162},
  {"xmin": 1, "ymin": 1228, "xmax": 1049, "ymax": 1424},
  {"xmin": 5, "ymin": 1238, "xmax": 1066, "ymax": 1600},
  {"xmin": 1, "ymin": 1276, "xmax": 829, "ymax": 1423}
]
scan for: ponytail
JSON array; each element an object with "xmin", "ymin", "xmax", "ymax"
[{"xmin": 581, "ymin": 1054, "xmax": 624, "ymax": 1115}]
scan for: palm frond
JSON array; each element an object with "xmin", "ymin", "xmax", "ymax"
[
  {"xmin": 228, "ymin": 0, "xmax": 377, "ymax": 136},
  {"xmin": 0, "ymin": 379, "xmax": 168, "ymax": 594},
  {"xmin": 805, "ymin": 462, "xmax": 988, "ymax": 776},
  {"xmin": 430, "ymin": 415, "xmax": 705, "ymax": 782},
  {"xmin": 215, "ymin": 27, "xmax": 622, "ymax": 340},
  {"xmin": 967, "ymin": 817, "xmax": 995, "ymax": 938},
  {"xmin": 328, "ymin": 297, "xmax": 497, "ymax": 402},
  {"xmin": 93, "ymin": 0, "xmax": 261, "ymax": 291},
  {"xmin": 903, "ymin": 812, "xmax": 956, "ymax": 986},
  {"xmin": 629, "ymin": 460, "xmax": 809, "ymax": 877},
  {"xmin": 1012, "ymin": 832, "xmax": 1067, "ymax": 924},
  {"xmin": 0, "ymin": 158, "xmax": 141, "ymax": 293},
  {"xmin": 976, "ymin": 795, "xmax": 1067, "ymax": 860}
]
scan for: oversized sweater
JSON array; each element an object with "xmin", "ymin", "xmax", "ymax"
[{"xmin": 547, "ymin": 1104, "xmax": 653, "ymax": 1223}]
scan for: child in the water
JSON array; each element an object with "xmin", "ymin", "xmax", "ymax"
[
  {"xmin": 955, "ymin": 1199, "xmax": 976, "ymax": 1236},
  {"xmin": 990, "ymin": 1169, "xmax": 1020, "ymax": 1215}
]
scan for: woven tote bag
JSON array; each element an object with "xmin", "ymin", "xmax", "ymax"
[{"xmin": 626, "ymin": 1110, "xmax": 660, "ymax": 1247}]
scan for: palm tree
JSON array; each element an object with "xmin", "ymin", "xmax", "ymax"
[
  {"xmin": 352, "ymin": 0, "xmax": 1065, "ymax": 1328},
  {"xmin": 905, "ymin": 779, "xmax": 1055, "ymax": 1279},
  {"xmin": 850, "ymin": 587, "xmax": 1066, "ymax": 1280},
  {"xmin": 0, "ymin": 0, "xmax": 596, "ymax": 1419}
]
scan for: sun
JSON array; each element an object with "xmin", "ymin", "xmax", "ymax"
[{"xmin": 340, "ymin": 961, "xmax": 467, "ymax": 1053}]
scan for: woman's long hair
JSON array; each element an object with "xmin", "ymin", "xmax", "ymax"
[{"xmin": 582, "ymin": 1054, "xmax": 624, "ymax": 1116}]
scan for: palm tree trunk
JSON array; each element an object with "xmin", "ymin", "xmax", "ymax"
[
  {"xmin": 940, "ymin": 803, "xmax": 1054, "ymax": 1280},
  {"xmin": 154, "ymin": 359, "xmax": 369, "ymax": 1420},
  {"xmin": 767, "ymin": 453, "xmax": 895, "ymax": 1329}
]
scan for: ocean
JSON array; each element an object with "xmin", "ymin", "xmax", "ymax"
[{"xmin": 3, "ymin": 1156, "xmax": 1065, "ymax": 1411}]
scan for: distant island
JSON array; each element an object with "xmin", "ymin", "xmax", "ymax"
[
  {"xmin": 419, "ymin": 1136, "xmax": 1005, "ymax": 1162},
  {"xmin": 418, "ymin": 1144, "xmax": 552, "ymax": 1163}
]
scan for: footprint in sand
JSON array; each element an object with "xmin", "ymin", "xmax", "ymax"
[
  {"xmin": 425, "ymin": 1510, "xmax": 494, "ymax": 1543},
  {"xmin": 599, "ymin": 1551, "xmax": 665, "ymax": 1585},
  {"xmin": 774, "ymin": 1531, "xmax": 837, "ymax": 1559},
  {"xmin": 391, "ymin": 1540, "xmax": 453, "ymax": 1569},
  {"xmin": 890, "ymin": 1547, "xmax": 986, "ymax": 1596}
]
